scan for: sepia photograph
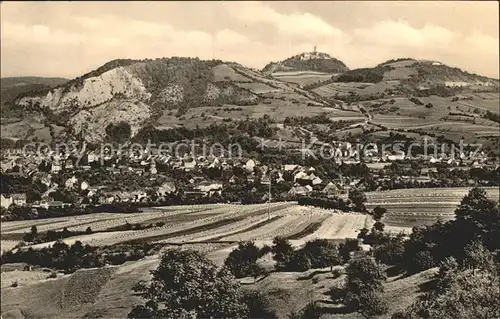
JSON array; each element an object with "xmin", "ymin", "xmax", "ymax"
[{"xmin": 0, "ymin": 1, "xmax": 499, "ymax": 318}]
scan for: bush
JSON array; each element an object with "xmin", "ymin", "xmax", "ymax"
[
  {"xmin": 47, "ymin": 271, "xmax": 57, "ymax": 279},
  {"xmin": 331, "ymin": 268, "xmax": 343, "ymax": 279},
  {"xmin": 409, "ymin": 97, "xmax": 424, "ymax": 105}
]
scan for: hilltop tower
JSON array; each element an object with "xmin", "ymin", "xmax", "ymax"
[{"xmin": 313, "ymin": 45, "xmax": 317, "ymax": 54}]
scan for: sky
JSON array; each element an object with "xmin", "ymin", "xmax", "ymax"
[{"xmin": 1, "ymin": 1, "xmax": 499, "ymax": 79}]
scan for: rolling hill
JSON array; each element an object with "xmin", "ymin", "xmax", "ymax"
[
  {"xmin": 2, "ymin": 58, "xmax": 330, "ymax": 143},
  {"xmin": 2, "ymin": 56, "xmax": 498, "ymax": 147},
  {"xmin": 262, "ymin": 51, "xmax": 349, "ymax": 74},
  {"xmin": 262, "ymin": 51, "xmax": 349, "ymax": 88},
  {"xmin": 1, "ymin": 77, "xmax": 68, "ymax": 115},
  {"xmin": 309, "ymin": 58, "xmax": 499, "ymax": 149}
]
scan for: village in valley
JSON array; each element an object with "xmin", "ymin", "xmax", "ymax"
[
  {"xmin": 1, "ymin": 2, "xmax": 500, "ymax": 319},
  {"xmin": 1, "ymin": 137, "xmax": 496, "ymax": 216}
]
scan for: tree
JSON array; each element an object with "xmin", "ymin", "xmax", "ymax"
[
  {"xmin": 411, "ymin": 250, "xmax": 436, "ymax": 272},
  {"xmin": 129, "ymin": 249, "xmax": 248, "ymax": 318},
  {"xmin": 302, "ymin": 239, "xmax": 341, "ymax": 270},
  {"xmin": 400, "ymin": 268, "xmax": 500, "ymax": 319},
  {"xmin": 287, "ymin": 250, "xmax": 311, "ymax": 272},
  {"xmin": 26, "ymin": 190, "xmax": 41, "ymax": 203},
  {"xmin": 30, "ymin": 225, "xmax": 38, "ymax": 237},
  {"xmin": 106, "ymin": 121, "xmax": 132, "ymax": 144},
  {"xmin": 454, "ymin": 187, "xmax": 500, "ymax": 252},
  {"xmin": 358, "ymin": 228, "xmax": 370, "ymax": 240},
  {"xmin": 344, "ymin": 256, "xmax": 387, "ymax": 317},
  {"xmin": 224, "ymin": 241, "xmax": 262, "ymax": 278},
  {"xmin": 463, "ymin": 240, "xmax": 496, "ymax": 272},
  {"xmin": 372, "ymin": 206, "xmax": 387, "ymax": 221},
  {"xmin": 271, "ymin": 237, "xmax": 295, "ymax": 270},
  {"xmin": 373, "ymin": 221, "xmax": 385, "ymax": 232},
  {"xmin": 356, "ymin": 290, "xmax": 389, "ymax": 318},
  {"xmin": 349, "ymin": 189, "xmax": 367, "ymax": 211}
]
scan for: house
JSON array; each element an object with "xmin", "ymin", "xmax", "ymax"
[
  {"xmin": 158, "ymin": 182, "xmax": 176, "ymax": 195},
  {"xmin": 51, "ymin": 160, "xmax": 62, "ymax": 173},
  {"xmin": 208, "ymin": 158, "xmax": 221, "ymax": 169},
  {"xmin": 276, "ymin": 172, "xmax": 285, "ymax": 183},
  {"xmin": 260, "ymin": 175, "xmax": 271, "ymax": 185},
  {"xmin": 294, "ymin": 171, "xmax": 309, "ymax": 181},
  {"xmin": 312, "ymin": 176, "xmax": 323, "ymax": 185},
  {"xmin": 80, "ymin": 181, "xmax": 89, "ymax": 191},
  {"xmin": 150, "ymin": 162, "xmax": 157, "ymax": 175},
  {"xmin": 283, "ymin": 164, "xmax": 299, "ymax": 172},
  {"xmin": 87, "ymin": 152, "xmax": 99, "ymax": 163},
  {"xmin": 247, "ymin": 174, "xmax": 256, "ymax": 183},
  {"xmin": 183, "ymin": 159, "xmax": 197, "ymax": 171},
  {"xmin": 245, "ymin": 159, "xmax": 256, "ymax": 172},
  {"xmin": 288, "ymin": 185, "xmax": 311, "ymax": 197},
  {"xmin": 322, "ymin": 182, "xmax": 341, "ymax": 196},
  {"xmin": 416, "ymin": 175, "xmax": 432, "ymax": 183},
  {"xmin": 47, "ymin": 201, "xmax": 70, "ymax": 209},
  {"xmin": 196, "ymin": 182, "xmax": 223, "ymax": 196},
  {"xmin": 64, "ymin": 159, "xmax": 74, "ymax": 170},
  {"xmin": 65, "ymin": 176, "xmax": 78, "ymax": 189},
  {"xmin": 185, "ymin": 181, "xmax": 223, "ymax": 197},
  {"xmin": 135, "ymin": 168, "xmax": 146, "ymax": 175},
  {"xmin": 1, "ymin": 193, "xmax": 27, "ymax": 208},
  {"xmin": 0, "ymin": 194, "xmax": 13, "ymax": 208}
]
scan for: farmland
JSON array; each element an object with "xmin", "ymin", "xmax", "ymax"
[
  {"xmin": 1, "ymin": 203, "xmax": 373, "ymax": 253},
  {"xmin": 2, "ymin": 187, "xmax": 498, "ymax": 255},
  {"xmin": 364, "ymin": 187, "xmax": 499, "ymax": 227},
  {"xmin": 271, "ymin": 71, "xmax": 335, "ymax": 87}
]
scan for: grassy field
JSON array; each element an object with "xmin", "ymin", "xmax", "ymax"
[
  {"xmin": 312, "ymin": 81, "xmax": 399, "ymax": 98},
  {"xmin": 271, "ymin": 71, "xmax": 335, "ymax": 87},
  {"xmin": 0, "ymin": 254, "xmax": 438, "ymax": 319}
]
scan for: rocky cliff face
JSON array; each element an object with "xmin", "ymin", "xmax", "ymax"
[{"xmin": 11, "ymin": 58, "xmax": 262, "ymax": 142}]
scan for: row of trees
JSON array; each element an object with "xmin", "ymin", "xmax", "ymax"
[
  {"xmin": 2, "ymin": 203, "xmax": 143, "ymax": 221},
  {"xmin": 223, "ymin": 237, "xmax": 361, "ymax": 279},
  {"xmin": 298, "ymin": 189, "xmax": 367, "ymax": 212},
  {"xmin": 1, "ymin": 240, "xmax": 153, "ymax": 273}
]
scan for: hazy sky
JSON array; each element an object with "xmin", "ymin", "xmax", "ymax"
[{"xmin": 1, "ymin": 1, "xmax": 499, "ymax": 78}]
